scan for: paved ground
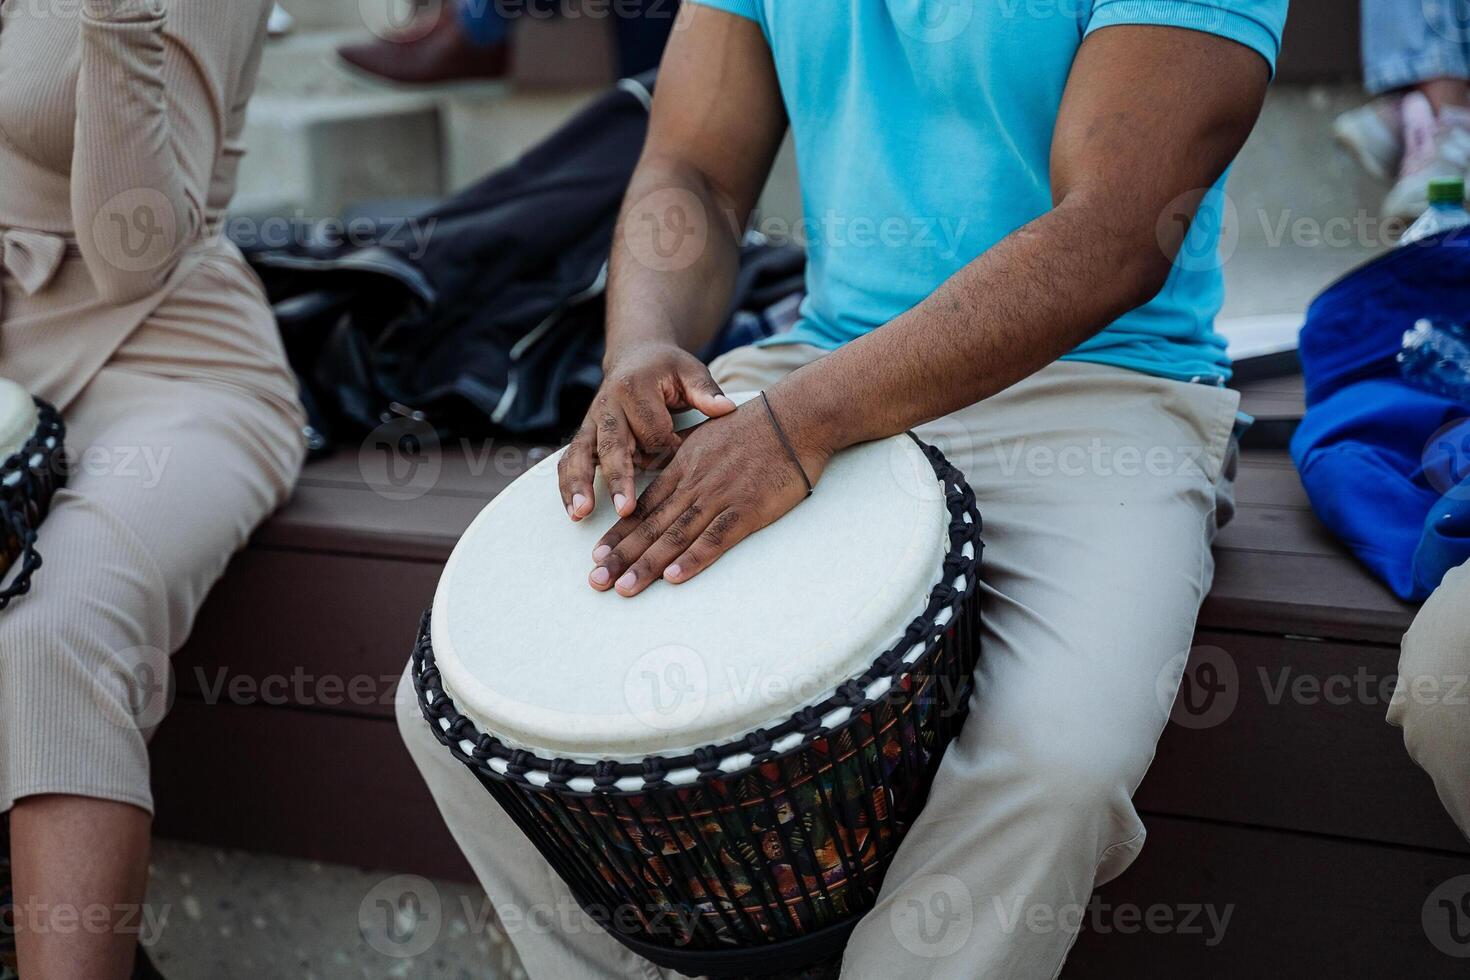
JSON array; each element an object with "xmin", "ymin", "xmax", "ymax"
[{"xmin": 143, "ymin": 840, "xmax": 521, "ymax": 980}]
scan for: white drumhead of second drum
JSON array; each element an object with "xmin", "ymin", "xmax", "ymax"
[
  {"xmin": 0, "ymin": 379, "xmax": 38, "ymax": 464},
  {"xmin": 430, "ymin": 413, "xmax": 951, "ymax": 763}
]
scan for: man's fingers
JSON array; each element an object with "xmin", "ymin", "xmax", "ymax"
[
  {"xmin": 664, "ymin": 509, "xmax": 750, "ymax": 585},
  {"xmin": 623, "ymin": 389, "xmax": 682, "ymax": 472},
  {"xmin": 613, "ymin": 503, "xmax": 715, "ymax": 597},
  {"xmin": 594, "ymin": 407, "xmax": 639, "ymax": 517},
  {"xmin": 590, "ymin": 490, "xmax": 693, "ymax": 590},
  {"xmin": 592, "ymin": 471, "xmax": 678, "ymax": 563},
  {"xmin": 677, "ymin": 364, "xmax": 737, "ymax": 419},
  {"xmin": 557, "ymin": 424, "xmax": 598, "ymax": 521}
]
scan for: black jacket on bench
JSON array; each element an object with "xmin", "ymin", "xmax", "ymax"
[{"xmin": 242, "ymin": 72, "xmax": 806, "ymax": 445}]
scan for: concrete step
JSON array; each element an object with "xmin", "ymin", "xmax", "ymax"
[
  {"xmin": 238, "ymin": 28, "xmax": 497, "ymax": 216},
  {"xmin": 237, "ymin": 14, "xmax": 617, "ymax": 216},
  {"xmin": 1221, "ymin": 84, "xmax": 1389, "ymax": 319},
  {"xmin": 274, "ymin": 0, "xmax": 415, "ymax": 34}
]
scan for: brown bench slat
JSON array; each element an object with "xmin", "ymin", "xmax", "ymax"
[
  {"xmin": 173, "ymin": 549, "xmax": 437, "ymax": 718},
  {"xmin": 1066, "ymin": 815, "xmax": 1466, "ymax": 977},
  {"xmin": 1140, "ymin": 632, "xmax": 1469, "ymax": 855},
  {"xmin": 1231, "ymin": 452, "xmax": 1311, "ymax": 509},
  {"xmin": 1215, "ymin": 503, "xmax": 1354, "ymax": 560},
  {"xmin": 296, "ymin": 439, "xmax": 552, "ymax": 498},
  {"xmin": 150, "ymin": 700, "xmax": 473, "ymax": 883},
  {"xmin": 253, "ymin": 484, "xmax": 484, "ymax": 562},
  {"xmin": 1201, "ymin": 549, "xmax": 1415, "ymax": 644}
]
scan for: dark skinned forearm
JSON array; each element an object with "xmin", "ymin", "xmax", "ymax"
[
  {"xmin": 770, "ymin": 192, "xmax": 1169, "ymax": 459},
  {"xmin": 604, "ymin": 158, "xmax": 746, "ymax": 364},
  {"xmin": 603, "ymin": 5, "xmax": 786, "ymax": 368}
]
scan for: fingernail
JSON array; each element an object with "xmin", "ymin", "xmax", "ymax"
[
  {"xmin": 713, "ymin": 395, "xmax": 735, "ymax": 409},
  {"xmin": 616, "ymin": 571, "xmax": 637, "ymax": 591},
  {"xmin": 572, "ymin": 493, "xmax": 588, "ymax": 515},
  {"xmin": 665, "ymin": 564, "xmax": 682, "ymax": 581},
  {"xmin": 614, "ymin": 493, "xmax": 629, "ymax": 513},
  {"xmin": 593, "ymin": 544, "xmax": 612, "ymax": 562},
  {"xmin": 591, "ymin": 567, "xmax": 611, "ymax": 586}
]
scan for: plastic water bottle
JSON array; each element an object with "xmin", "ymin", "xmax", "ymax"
[
  {"xmin": 1401, "ymin": 177, "xmax": 1470, "ymax": 245},
  {"xmin": 1399, "ymin": 319, "xmax": 1470, "ymax": 404}
]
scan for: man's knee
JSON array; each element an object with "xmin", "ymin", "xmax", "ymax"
[
  {"xmin": 1012, "ymin": 725, "xmax": 1141, "ymax": 820},
  {"xmin": 394, "ymin": 663, "xmax": 453, "ymax": 782},
  {"xmin": 1390, "ymin": 561, "xmax": 1470, "ymax": 735},
  {"xmin": 394, "ymin": 665, "xmax": 427, "ymax": 749},
  {"xmin": 1390, "ymin": 571, "xmax": 1470, "ymax": 765}
]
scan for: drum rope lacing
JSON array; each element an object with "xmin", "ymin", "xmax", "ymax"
[
  {"xmin": 1, "ymin": 399, "xmax": 66, "ymax": 611},
  {"xmin": 413, "ymin": 436, "xmax": 983, "ymax": 792}
]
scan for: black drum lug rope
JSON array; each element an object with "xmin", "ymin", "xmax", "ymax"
[{"xmin": 1, "ymin": 398, "xmax": 67, "ymax": 611}]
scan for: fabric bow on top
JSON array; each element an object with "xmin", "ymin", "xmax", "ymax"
[{"xmin": 0, "ymin": 229, "xmax": 68, "ymax": 320}]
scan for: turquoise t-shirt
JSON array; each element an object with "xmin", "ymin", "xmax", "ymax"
[{"xmin": 687, "ymin": 0, "xmax": 1287, "ymax": 382}]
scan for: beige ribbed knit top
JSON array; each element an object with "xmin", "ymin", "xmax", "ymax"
[{"xmin": 0, "ymin": 0, "xmax": 269, "ymax": 306}]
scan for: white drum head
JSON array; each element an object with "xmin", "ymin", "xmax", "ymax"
[
  {"xmin": 0, "ymin": 379, "xmax": 37, "ymax": 463},
  {"xmin": 431, "ymin": 415, "xmax": 950, "ymax": 762}
]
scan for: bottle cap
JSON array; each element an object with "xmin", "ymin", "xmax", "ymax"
[{"xmin": 1428, "ymin": 176, "xmax": 1465, "ymax": 205}]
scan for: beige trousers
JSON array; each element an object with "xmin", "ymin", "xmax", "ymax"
[
  {"xmin": 0, "ymin": 245, "xmax": 305, "ymax": 815},
  {"xmin": 1388, "ymin": 558, "xmax": 1470, "ymax": 841},
  {"xmin": 396, "ymin": 347, "xmax": 1241, "ymax": 979}
]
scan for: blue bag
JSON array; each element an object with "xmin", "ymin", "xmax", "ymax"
[{"xmin": 1291, "ymin": 230, "xmax": 1470, "ymax": 600}]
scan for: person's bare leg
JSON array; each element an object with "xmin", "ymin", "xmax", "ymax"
[
  {"xmin": 9, "ymin": 795, "xmax": 150, "ymax": 980},
  {"xmin": 1417, "ymin": 76, "xmax": 1470, "ymax": 113}
]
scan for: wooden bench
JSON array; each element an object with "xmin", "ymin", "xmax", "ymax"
[{"xmin": 149, "ymin": 375, "xmax": 1469, "ymax": 976}]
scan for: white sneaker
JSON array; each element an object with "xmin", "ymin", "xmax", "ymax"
[
  {"xmin": 1383, "ymin": 92, "xmax": 1470, "ymax": 222},
  {"xmin": 267, "ymin": 3, "xmax": 295, "ymax": 38},
  {"xmin": 1334, "ymin": 96, "xmax": 1402, "ymax": 182}
]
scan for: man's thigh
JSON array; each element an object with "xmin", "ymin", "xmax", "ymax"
[
  {"xmin": 930, "ymin": 359, "xmax": 1239, "ymax": 744},
  {"xmin": 706, "ymin": 343, "xmax": 827, "ymax": 393},
  {"xmin": 842, "ymin": 361, "xmax": 1238, "ymax": 977},
  {"xmin": 917, "ymin": 360, "xmax": 1239, "ymax": 823}
]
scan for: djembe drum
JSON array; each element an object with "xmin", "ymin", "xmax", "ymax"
[
  {"xmin": 412, "ymin": 406, "xmax": 982, "ymax": 977},
  {"xmin": 0, "ymin": 378, "xmax": 65, "ymax": 610}
]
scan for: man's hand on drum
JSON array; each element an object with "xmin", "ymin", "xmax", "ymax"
[
  {"xmin": 557, "ymin": 341, "xmax": 736, "ymax": 522},
  {"xmin": 580, "ymin": 385, "xmax": 833, "ymax": 596}
]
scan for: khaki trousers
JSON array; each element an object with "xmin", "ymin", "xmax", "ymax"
[
  {"xmin": 396, "ymin": 348, "xmax": 1242, "ymax": 979},
  {"xmin": 0, "ymin": 245, "xmax": 305, "ymax": 815},
  {"xmin": 1388, "ymin": 558, "xmax": 1470, "ymax": 841}
]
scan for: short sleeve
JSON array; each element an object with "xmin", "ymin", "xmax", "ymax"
[
  {"xmin": 686, "ymin": 0, "xmax": 762, "ymax": 25},
  {"xmin": 1085, "ymin": 0, "xmax": 1287, "ymax": 76}
]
